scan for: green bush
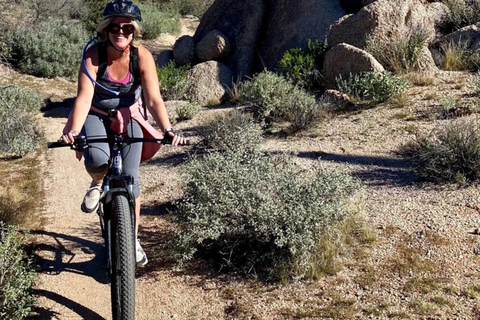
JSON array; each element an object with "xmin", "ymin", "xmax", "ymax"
[
  {"xmin": 7, "ymin": 19, "xmax": 89, "ymax": 78},
  {"xmin": 0, "ymin": 86, "xmax": 43, "ymax": 157},
  {"xmin": 0, "ymin": 222, "xmax": 36, "ymax": 320},
  {"xmin": 444, "ymin": 0, "xmax": 480, "ymax": 31},
  {"xmin": 172, "ymin": 147, "xmax": 359, "ymax": 280},
  {"xmin": 160, "ymin": 0, "xmax": 214, "ymax": 18},
  {"xmin": 239, "ymin": 71, "xmax": 326, "ymax": 132},
  {"xmin": 278, "ymin": 39, "xmax": 326, "ymax": 92},
  {"xmin": 138, "ymin": 2, "xmax": 180, "ymax": 40},
  {"xmin": 157, "ymin": 60, "xmax": 190, "ymax": 100},
  {"xmin": 176, "ymin": 101, "xmax": 201, "ymax": 121},
  {"xmin": 402, "ymin": 117, "xmax": 480, "ymax": 183},
  {"xmin": 366, "ymin": 31, "xmax": 428, "ymax": 74},
  {"xmin": 76, "ymin": 0, "xmax": 105, "ymax": 33},
  {"xmin": 336, "ymin": 71, "xmax": 410, "ymax": 105},
  {"xmin": 198, "ymin": 109, "xmax": 262, "ymax": 153}
]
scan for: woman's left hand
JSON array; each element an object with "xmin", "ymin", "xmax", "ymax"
[{"xmin": 164, "ymin": 128, "xmax": 188, "ymax": 146}]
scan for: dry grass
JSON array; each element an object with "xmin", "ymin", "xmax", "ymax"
[
  {"xmin": 0, "ymin": 154, "xmax": 46, "ymax": 229},
  {"xmin": 404, "ymin": 72, "xmax": 436, "ymax": 86}
]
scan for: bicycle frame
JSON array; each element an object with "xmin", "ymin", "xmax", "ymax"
[
  {"xmin": 48, "ymin": 133, "xmax": 171, "ymax": 320},
  {"xmin": 97, "ymin": 136, "xmax": 137, "ymax": 281}
]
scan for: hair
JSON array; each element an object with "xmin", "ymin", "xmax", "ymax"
[{"xmin": 96, "ymin": 17, "xmax": 142, "ymax": 47}]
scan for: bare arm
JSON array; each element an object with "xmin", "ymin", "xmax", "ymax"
[
  {"xmin": 138, "ymin": 45, "xmax": 186, "ymax": 145},
  {"xmin": 61, "ymin": 46, "xmax": 97, "ymax": 143},
  {"xmin": 137, "ymin": 45, "xmax": 171, "ymax": 131}
]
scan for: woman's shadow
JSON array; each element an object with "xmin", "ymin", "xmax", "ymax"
[
  {"xmin": 28, "ymin": 224, "xmax": 109, "ymax": 319},
  {"xmin": 30, "ymin": 224, "xmax": 108, "ymax": 284}
]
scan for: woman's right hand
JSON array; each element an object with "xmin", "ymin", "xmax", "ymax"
[{"xmin": 59, "ymin": 130, "xmax": 80, "ymax": 144}]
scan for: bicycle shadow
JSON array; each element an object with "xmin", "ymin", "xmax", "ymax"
[
  {"xmin": 30, "ymin": 225, "xmax": 108, "ymax": 285},
  {"xmin": 28, "ymin": 289, "xmax": 106, "ymax": 320}
]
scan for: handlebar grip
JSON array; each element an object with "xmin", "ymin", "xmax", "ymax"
[{"xmin": 47, "ymin": 141, "xmax": 70, "ymax": 149}]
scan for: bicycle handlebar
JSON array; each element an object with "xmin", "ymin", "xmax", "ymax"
[{"xmin": 47, "ymin": 135, "xmax": 190, "ymax": 149}]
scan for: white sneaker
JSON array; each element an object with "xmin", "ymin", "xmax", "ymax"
[
  {"xmin": 81, "ymin": 182, "xmax": 102, "ymax": 213},
  {"xmin": 136, "ymin": 239, "xmax": 148, "ymax": 267}
]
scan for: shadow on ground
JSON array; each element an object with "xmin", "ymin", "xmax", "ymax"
[
  {"xmin": 41, "ymin": 97, "xmax": 75, "ymax": 118},
  {"xmin": 295, "ymin": 151, "xmax": 418, "ymax": 187},
  {"xmin": 30, "ymin": 225, "xmax": 108, "ymax": 285},
  {"xmin": 28, "ymin": 289, "xmax": 106, "ymax": 320}
]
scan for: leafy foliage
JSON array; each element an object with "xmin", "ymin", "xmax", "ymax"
[
  {"xmin": 157, "ymin": 60, "xmax": 190, "ymax": 100},
  {"xmin": 197, "ymin": 109, "xmax": 262, "ymax": 154},
  {"xmin": 176, "ymin": 102, "xmax": 201, "ymax": 121},
  {"xmin": 159, "ymin": 0, "xmax": 215, "ymax": 18},
  {"xmin": 278, "ymin": 39, "xmax": 326, "ymax": 92},
  {"xmin": 172, "ymin": 146, "xmax": 359, "ymax": 280},
  {"xmin": 138, "ymin": 2, "xmax": 180, "ymax": 40},
  {"xmin": 336, "ymin": 71, "xmax": 410, "ymax": 105},
  {"xmin": 444, "ymin": 0, "xmax": 480, "ymax": 31},
  {"xmin": 402, "ymin": 117, "xmax": 480, "ymax": 183},
  {"xmin": 0, "ymin": 222, "xmax": 36, "ymax": 320},
  {"xmin": 7, "ymin": 19, "xmax": 89, "ymax": 78},
  {"xmin": 0, "ymin": 86, "xmax": 43, "ymax": 157},
  {"xmin": 76, "ymin": 0, "xmax": 105, "ymax": 33},
  {"xmin": 239, "ymin": 71, "xmax": 327, "ymax": 132}
]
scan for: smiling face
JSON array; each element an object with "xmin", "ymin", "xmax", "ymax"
[{"xmin": 107, "ymin": 16, "xmax": 134, "ymax": 51}]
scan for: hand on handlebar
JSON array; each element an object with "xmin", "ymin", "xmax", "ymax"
[
  {"xmin": 59, "ymin": 130, "xmax": 80, "ymax": 144},
  {"xmin": 163, "ymin": 128, "xmax": 187, "ymax": 146}
]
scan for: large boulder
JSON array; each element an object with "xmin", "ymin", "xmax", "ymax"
[
  {"xmin": 328, "ymin": 0, "xmax": 435, "ymax": 50},
  {"xmin": 426, "ymin": 2, "xmax": 450, "ymax": 31},
  {"xmin": 323, "ymin": 43, "xmax": 385, "ymax": 89},
  {"xmin": 257, "ymin": 0, "xmax": 344, "ymax": 72},
  {"xmin": 155, "ymin": 49, "xmax": 173, "ymax": 68},
  {"xmin": 172, "ymin": 35, "xmax": 196, "ymax": 66},
  {"xmin": 196, "ymin": 29, "xmax": 231, "ymax": 61},
  {"xmin": 193, "ymin": 0, "xmax": 264, "ymax": 78},
  {"xmin": 439, "ymin": 24, "xmax": 480, "ymax": 50},
  {"xmin": 186, "ymin": 61, "xmax": 233, "ymax": 105}
]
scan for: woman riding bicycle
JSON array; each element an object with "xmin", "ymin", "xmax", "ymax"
[{"xmin": 60, "ymin": 0, "xmax": 186, "ymax": 267}]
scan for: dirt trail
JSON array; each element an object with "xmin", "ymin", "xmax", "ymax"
[{"xmin": 32, "ymin": 86, "xmax": 225, "ymax": 320}]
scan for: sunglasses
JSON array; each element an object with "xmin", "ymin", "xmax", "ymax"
[{"xmin": 107, "ymin": 23, "xmax": 135, "ymax": 35}]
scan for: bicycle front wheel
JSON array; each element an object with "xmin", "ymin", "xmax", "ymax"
[{"xmin": 110, "ymin": 194, "xmax": 136, "ymax": 320}]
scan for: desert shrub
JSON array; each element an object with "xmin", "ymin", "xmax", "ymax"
[
  {"xmin": 402, "ymin": 117, "xmax": 480, "ymax": 183},
  {"xmin": 24, "ymin": 0, "xmax": 81, "ymax": 23},
  {"xmin": 336, "ymin": 71, "xmax": 410, "ymax": 105},
  {"xmin": 198, "ymin": 109, "xmax": 262, "ymax": 153},
  {"xmin": 7, "ymin": 19, "xmax": 89, "ymax": 78},
  {"xmin": 239, "ymin": 71, "xmax": 326, "ymax": 131},
  {"xmin": 138, "ymin": 2, "xmax": 180, "ymax": 40},
  {"xmin": 160, "ymin": 0, "xmax": 214, "ymax": 18},
  {"xmin": 172, "ymin": 147, "xmax": 359, "ymax": 280},
  {"xmin": 366, "ymin": 31, "xmax": 428, "ymax": 74},
  {"xmin": 0, "ymin": 86, "xmax": 43, "ymax": 157},
  {"xmin": 0, "ymin": 222, "xmax": 36, "ymax": 320},
  {"xmin": 176, "ymin": 102, "xmax": 201, "ymax": 121},
  {"xmin": 278, "ymin": 39, "xmax": 326, "ymax": 92},
  {"xmin": 76, "ymin": 0, "xmax": 105, "ymax": 33},
  {"xmin": 0, "ymin": 161, "xmax": 45, "ymax": 228},
  {"xmin": 157, "ymin": 60, "xmax": 190, "ymax": 100},
  {"xmin": 440, "ymin": 41, "xmax": 480, "ymax": 71},
  {"xmin": 444, "ymin": 0, "xmax": 480, "ymax": 31}
]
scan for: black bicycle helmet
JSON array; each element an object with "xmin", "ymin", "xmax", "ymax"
[{"xmin": 103, "ymin": 0, "xmax": 142, "ymax": 22}]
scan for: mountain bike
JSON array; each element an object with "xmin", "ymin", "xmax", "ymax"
[{"xmin": 48, "ymin": 134, "xmax": 176, "ymax": 320}]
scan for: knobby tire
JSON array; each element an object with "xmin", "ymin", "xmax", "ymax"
[{"xmin": 110, "ymin": 194, "xmax": 136, "ymax": 320}]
